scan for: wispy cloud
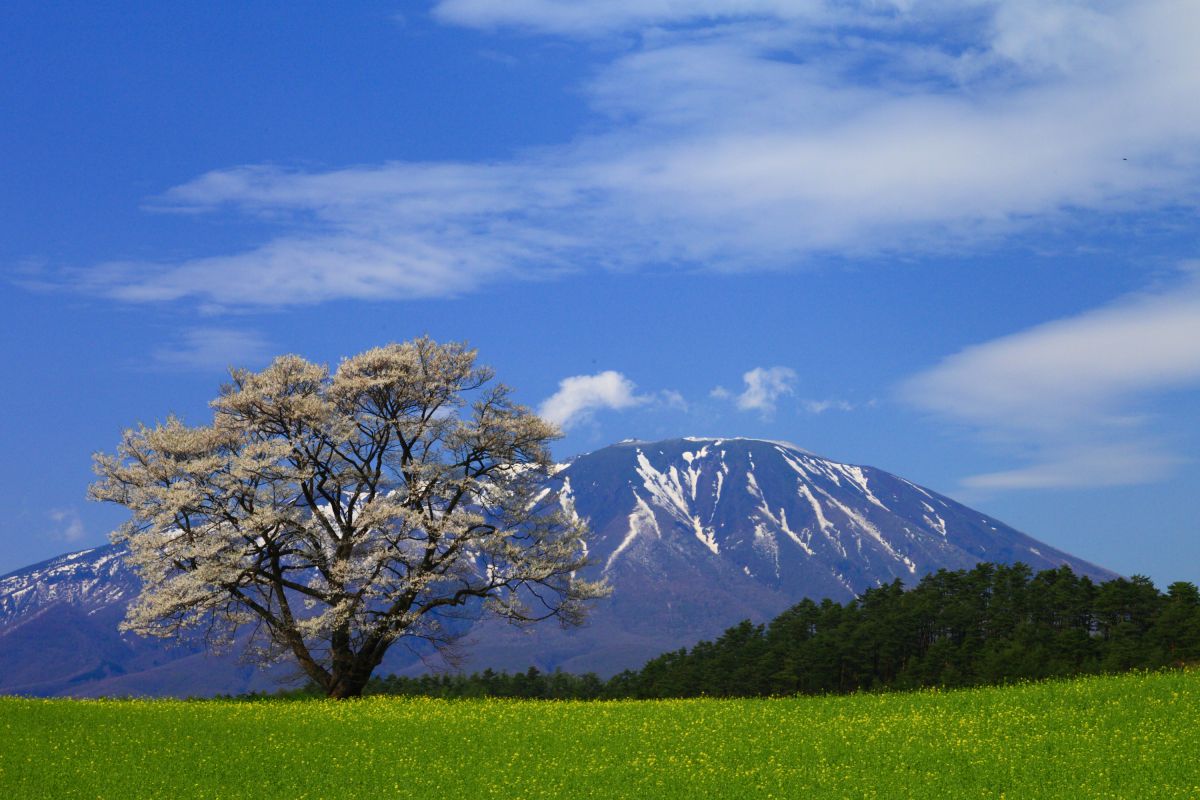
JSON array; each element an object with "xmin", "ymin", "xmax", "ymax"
[
  {"xmin": 954, "ymin": 444, "xmax": 1182, "ymax": 491},
  {"xmin": 148, "ymin": 327, "xmax": 273, "ymax": 372},
  {"xmin": 539, "ymin": 371, "xmax": 650, "ymax": 430},
  {"xmin": 734, "ymin": 366, "xmax": 797, "ymax": 417},
  {"xmin": 659, "ymin": 389, "xmax": 689, "ymax": 413},
  {"xmin": 801, "ymin": 399, "xmax": 859, "ymax": 414},
  {"xmin": 433, "ymin": 0, "xmax": 944, "ymax": 34},
  {"xmin": 47, "ymin": 508, "xmax": 86, "ymax": 543},
  {"xmin": 59, "ymin": 0, "xmax": 1200, "ymax": 307},
  {"xmin": 901, "ymin": 267, "xmax": 1200, "ymax": 488}
]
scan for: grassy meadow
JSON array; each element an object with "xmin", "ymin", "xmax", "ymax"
[{"xmin": 2, "ymin": 670, "xmax": 1198, "ymax": 799}]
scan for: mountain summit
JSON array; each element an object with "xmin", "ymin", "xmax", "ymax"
[
  {"xmin": 561, "ymin": 437, "xmax": 1109, "ymax": 595},
  {"xmin": 0, "ymin": 437, "xmax": 1114, "ymax": 695}
]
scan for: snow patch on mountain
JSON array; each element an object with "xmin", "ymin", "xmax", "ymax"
[
  {"xmin": 922, "ymin": 502, "xmax": 948, "ymax": 537},
  {"xmin": 0, "ymin": 546, "xmax": 135, "ymax": 629},
  {"xmin": 635, "ymin": 449, "xmax": 718, "ymax": 556},
  {"xmin": 834, "ymin": 463, "xmax": 891, "ymax": 512},
  {"xmin": 606, "ymin": 492, "xmax": 661, "ymax": 571}
]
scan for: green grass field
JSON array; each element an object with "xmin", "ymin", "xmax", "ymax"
[{"xmin": 2, "ymin": 670, "xmax": 1198, "ymax": 799}]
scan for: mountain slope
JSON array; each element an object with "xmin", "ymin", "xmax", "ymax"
[{"xmin": 0, "ymin": 437, "xmax": 1115, "ymax": 695}]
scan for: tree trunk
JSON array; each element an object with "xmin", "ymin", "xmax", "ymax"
[
  {"xmin": 325, "ymin": 642, "xmax": 390, "ymax": 699},
  {"xmin": 327, "ymin": 675, "xmax": 370, "ymax": 699}
]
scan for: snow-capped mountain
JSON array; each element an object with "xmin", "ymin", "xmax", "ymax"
[
  {"xmin": 0, "ymin": 437, "xmax": 1115, "ymax": 695},
  {"xmin": 0, "ymin": 546, "xmax": 134, "ymax": 627},
  {"xmin": 463, "ymin": 438, "xmax": 1114, "ymax": 676},
  {"xmin": 560, "ymin": 437, "xmax": 1108, "ymax": 597}
]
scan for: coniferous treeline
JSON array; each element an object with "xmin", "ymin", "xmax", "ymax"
[{"xmin": 298, "ymin": 563, "xmax": 1200, "ymax": 701}]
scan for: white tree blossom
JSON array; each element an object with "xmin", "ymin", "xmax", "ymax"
[{"xmin": 90, "ymin": 337, "xmax": 607, "ymax": 698}]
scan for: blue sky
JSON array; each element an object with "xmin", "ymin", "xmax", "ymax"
[{"xmin": 2, "ymin": 1, "xmax": 1198, "ymax": 583}]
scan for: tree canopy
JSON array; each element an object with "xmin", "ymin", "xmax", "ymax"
[{"xmin": 90, "ymin": 337, "xmax": 607, "ymax": 697}]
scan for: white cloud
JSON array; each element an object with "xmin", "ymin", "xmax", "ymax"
[
  {"xmin": 48, "ymin": 508, "xmax": 85, "ymax": 543},
  {"xmin": 735, "ymin": 366, "xmax": 797, "ymax": 416},
  {"xmin": 901, "ymin": 268, "xmax": 1200, "ymax": 488},
  {"xmin": 904, "ymin": 274, "xmax": 1200, "ymax": 429},
  {"xmin": 539, "ymin": 371, "xmax": 649, "ymax": 430},
  {"xmin": 63, "ymin": 1, "xmax": 1200, "ymax": 307},
  {"xmin": 148, "ymin": 327, "xmax": 273, "ymax": 372}
]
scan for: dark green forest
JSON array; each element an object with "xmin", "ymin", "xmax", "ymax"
[{"xmin": 280, "ymin": 563, "xmax": 1200, "ymax": 701}]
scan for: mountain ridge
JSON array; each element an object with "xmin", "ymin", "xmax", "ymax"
[{"xmin": 0, "ymin": 436, "xmax": 1116, "ymax": 695}]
